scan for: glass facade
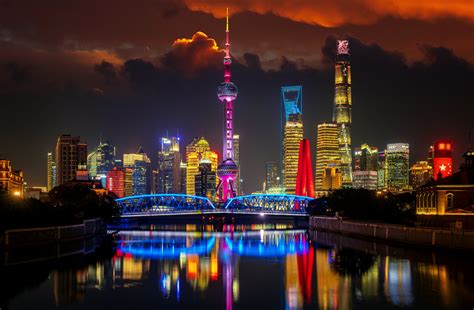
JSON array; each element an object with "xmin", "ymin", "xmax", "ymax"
[
  {"xmin": 315, "ymin": 123, "xmax": 340, "ymax": 190},
  {"xmin": 386, "ymin": 143, "xmax": 410, "ymax": 192},
  {"xmin": 123, "ymin": 148, "xmax": 151, "ymax": 195},
  {"xmin": 156, "ymin": 137, "xmax": 181, "ymax": 194},
  {"xmin": 333, "ymin": 40, "xmax": 353, "ymax": 187},
  {"xmin": 283, "ymin": 113, "xmax": 303, "ymax": 195}
]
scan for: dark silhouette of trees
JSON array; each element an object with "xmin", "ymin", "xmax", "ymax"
[{"xmin": 308, "ymin": 188, "xmax": 416, "ymax": 225}]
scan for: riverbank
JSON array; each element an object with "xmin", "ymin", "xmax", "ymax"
[
  {"xmin": 309, "ymin": 216, "xmax": 474, "ymax": 251},
  {"xmin": 3, "ymin": 218, "xmax": 106, "ymax": 247}
]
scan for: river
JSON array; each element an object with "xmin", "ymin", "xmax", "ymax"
[{"xmin": 2, "ymin": 223, "xmax": 474, "ymax": 309}]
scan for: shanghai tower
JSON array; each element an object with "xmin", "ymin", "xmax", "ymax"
[
  {"xmin": 216, "ymin": 9, "xmax": 239, "ymax": 202},
  {"xmin": 333, "ymin": 40, "xmax": 353, "ymax": 187}
]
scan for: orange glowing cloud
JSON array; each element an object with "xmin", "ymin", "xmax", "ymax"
[
  {"xmin": 162, "ymin": 31, "xmax": 223, "ymax": 75},
  {"xmin": 184, "ymin": 0, "xmax": 474, "ymax": 27}
]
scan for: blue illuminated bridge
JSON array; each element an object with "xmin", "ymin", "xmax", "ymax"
[{"xmin": 115, "ymin": 194, "xmax": 314, "ymax": 218}]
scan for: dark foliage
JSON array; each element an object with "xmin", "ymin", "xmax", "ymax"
[
  {"xmin": 0, "ymin": 183, "xmax": 119, "ymax": 232},
  {"xmin": 308, "ymin": 188, "xmax": 416, "ymax": 225}
]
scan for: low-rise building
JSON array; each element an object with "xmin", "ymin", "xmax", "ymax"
[{"xmin": 0, "ymin": 159, "xmax": 24, "ymax": 197}]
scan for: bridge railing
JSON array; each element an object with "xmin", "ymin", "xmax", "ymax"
[
  {"xmin": 224, "ymin": 194, "xmax": 313, "ymax": 214},
  {"xmin": 115, "ymin": 194, "xmax": 216, "ymax": 215}
]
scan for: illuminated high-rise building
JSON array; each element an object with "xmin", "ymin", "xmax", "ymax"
[
  {"xmin": 354, "ymin": 144, "xmax": 378, "ymax": 172},
  {"xmin": 123, "ymin": 147, "xmax": 151, "ymax": 195},
  {"xmin": 106, "ymin": 167, "xmax": 125, "ymax": 198},
  {"xmin": 194, "ymin": 160, "xmax": 217, "ymax": 201},
  {"xmin": 295, "ymin": 139, "xmax": 315, "ymax": 197},
  {"xmin": 281, "ymin": 86, "xmax": 303, "ymax": 184},
  {"xmin": 47, "ymin": 152, "xmax": 56, "ymax": 191},
  {"xmin": 283, "ymin": 113, "xmax": 303, "ymax": 194},
  {"xmin": 179, "ymin": 162, "xmax": 187, "ymax": 194},
  {"xmin": 233, "ymin": 134, "xmax": 242, "ymax": 195},
  {"xmin": 55, "ymin": 135, "xmax": 87, "ymax": 185},
  {"xmin": 87, "ymin": 140, "xmax": 115, "ymax": 178},
  {"xmin": 410, "ymin": 161, "xmax": 432, "ymax": 189},
  {"xmin": 352, "ymin": 171, "xmax": 378, "ymax": 190},
  {"xmin": 265, "ymin": 161, "xmax": 280, "ymax": 192},
  {"xmin": 333, "ymin": 40, "xmax": 353, "ymax": 187},
  {"xmin": 315, "ymin": 123, "xmax": 340, "ymax": 190},
  {"xmin": 377, "ymin": 151, "xmax": 386, "ymax": 189},
  {"xmin": 216, "ymin": 9, "xmax": 239, "ymax": 202},
  {"xmin": 386, "ymin": 143, "xmax": 410, "ymax": 192},
  {"xmin": 124, "ymin": 167, "xmax": 133, "ymax": 197},
  {"xmin": 322, "ymin": 164, "xmax": 342, "ymax": 191},
  {"xmin": 156, "ymin": 136, "xmax": 181, "ymax": 193},
  {"xmin": 353, "ymin": 144, "xmax": 378, "ymax": 190},
  {"xmin": 186, "ymin": 137, "xmax": 218, "ymax": 196},
  {"xmin": 431, "ymin": 140, "xmax": 453, "ymax": 180}
]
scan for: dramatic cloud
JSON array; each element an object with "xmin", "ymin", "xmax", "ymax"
[
  {"xmin": 184, "ymin": 0, "xmax": 474, "ymax": 27},
  {"xmin": 161, "ymin": 31, "xmax": 223, "ymax": 76}
]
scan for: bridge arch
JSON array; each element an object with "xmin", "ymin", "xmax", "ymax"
[
  {"xmin": 224, "ymin": 194, "xmax": 313, "ymax": 215},
  {"xmin": 115, "ymin": 194, "xmax": 216, "ymax": 216}
]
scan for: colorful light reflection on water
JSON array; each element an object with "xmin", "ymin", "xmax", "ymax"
[{"xmin": 4, "ymin": 226, "xmax": 474, "ymax": 310}]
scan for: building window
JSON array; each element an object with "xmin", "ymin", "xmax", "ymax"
[{"xmin": 446, "ymin": 193, "xmax": 454, "ymax": 209}]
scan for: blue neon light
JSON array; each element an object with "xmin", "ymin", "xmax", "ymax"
[
  {"xmin": 224, "ymin": 194, "xmax": 314, "ymax": 209},
  {"xmin": 116, "ymin": 193, "xmax": 216, "ymax": 209},
  {"xmin": 119, "ymin": 237, "xmax": 216, "ymax": 258},
  {"xmin": 224, "ymin": 237, "xmax": 308, "ymax": 257}
]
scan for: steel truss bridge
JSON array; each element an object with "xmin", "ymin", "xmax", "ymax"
[{"xmin": 115, "ymin": 194, "xmax": 313, "ymax": 218}]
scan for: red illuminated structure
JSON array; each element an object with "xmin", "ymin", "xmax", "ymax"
[
  {"xmin": 106, "ymin": 167, "xmax": 125, "ymax": 198},
  {"xmin": 432, "ymin": 140, "xmax": 453, "ymax": 180},
  {"xmin": 295, "ymin": 139, "xmax": 315, "ymax": 198}
]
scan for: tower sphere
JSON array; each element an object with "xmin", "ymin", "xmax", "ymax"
[
  {"xmin": 217, "ymin": 82, "xmax": 238, "ymax": 102},
  {"xmin": 216, "ymin": 158, "xmax": 239, "ymax": 179}
]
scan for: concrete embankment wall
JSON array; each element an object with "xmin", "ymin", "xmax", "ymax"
[
  {"xmin": 4, "ymin": 218, "xmax": 105, "ymax": 247},
  {"xmin": 309, "ymin": 216, "xmax": 474, "ymax": 250}
]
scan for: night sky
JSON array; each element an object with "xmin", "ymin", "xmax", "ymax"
[{"xmin": 1, "ymin": 0, "xmax": 473, "ymax": 192}]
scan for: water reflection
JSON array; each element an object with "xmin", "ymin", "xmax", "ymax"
[
  {"xmin": 3, "ymin": 227, "xmax": 474, "ymax": 309},
  {"xmin": 112, "ymin": 229, "xmax": 312, "ymax": 309}
]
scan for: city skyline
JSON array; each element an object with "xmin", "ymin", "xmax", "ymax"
[{"xmin": 1, "ymin": 2, "xmax": 473, "ymax": 193}]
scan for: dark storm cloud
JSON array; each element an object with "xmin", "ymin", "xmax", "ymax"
[
  {"xmin": 121, "ymin": 59, "xmax": 160, "ymax": 92},
  {"xmin": 94, "ymin": 61, "xmax": 117, "ymax": 85}
]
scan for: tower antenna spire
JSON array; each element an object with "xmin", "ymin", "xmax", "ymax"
[{"xmin": 225, "ymin": 8, "xmax": 230, "ymax": 59}]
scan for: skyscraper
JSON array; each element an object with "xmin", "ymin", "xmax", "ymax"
[
  {"xmin": 265, "ymin": 161, "xmax": 280, "ymax": 192},
  {"xmin": 354, "ymin": 144, "xmax": 378, "ymax": 172},
  {"xmin": 315, "ymin": 123, "xmax": 340, "ymax": 190},
  {"xmin": 386, "ymin": 143, "xmax": 410, "ymax": 192},
  {"xmin": 123, "ymin": 147, "xmax": 151, "ymax": 195},
  {"xmin": 295, "ymin": 139, "xmax": 315, "ymax": 197},
  {"xmin": 233, "ymin": 134, "xmax": 242, "ymax": 195},
  {"xmin": 156, "ymin": 136, "xmax": 181, "ymax": 193},
  {"xmin": 87, "ymin": 140, "xmax": 115, "ymax": 178},
  {"xmin": 353, "ymin": 143, "xmax": 378, "ymax": 190},
  {"xmin": 216, "ymin": 9, "xmax": 239, "ymax": 202},
  {"xmin": 283, "ymin": 113, "xmax": 303, "ymax": 194},
  {"xmin": 55, "ymin": 135, "xmax": 87, "ymax": 186},
  {"xmin": 281, "ymin": 86, "xmax": 303, "ymax": 184},
  {"xmin": 47, "ymin": 152, "xmax": 56, "ymax": 191},
  {"xmin": 322, "ymin": 164, "xmax": 342, "ymax": 191},
  {"xmin": 106, "ymin": 167, "xmax": 125, "ymax": 198},
  {"xmin": 432, "ymin": 140, "xmax": 453, "ymax": 180},
  {"xmin": 194, "ymin": 160, "xmax": 217, "ymax": 200},
  {"xmin": 333, "ymin": 40, "xmax": 353, "ymax": 187},
  {"xmin": 186, "ymin": 137, "xmax": 218, "ymax": 196}
]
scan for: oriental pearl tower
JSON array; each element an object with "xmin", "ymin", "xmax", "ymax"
[{"xmin": 216, "ymin": 8, "xmax": 239, "ymax": 202}]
